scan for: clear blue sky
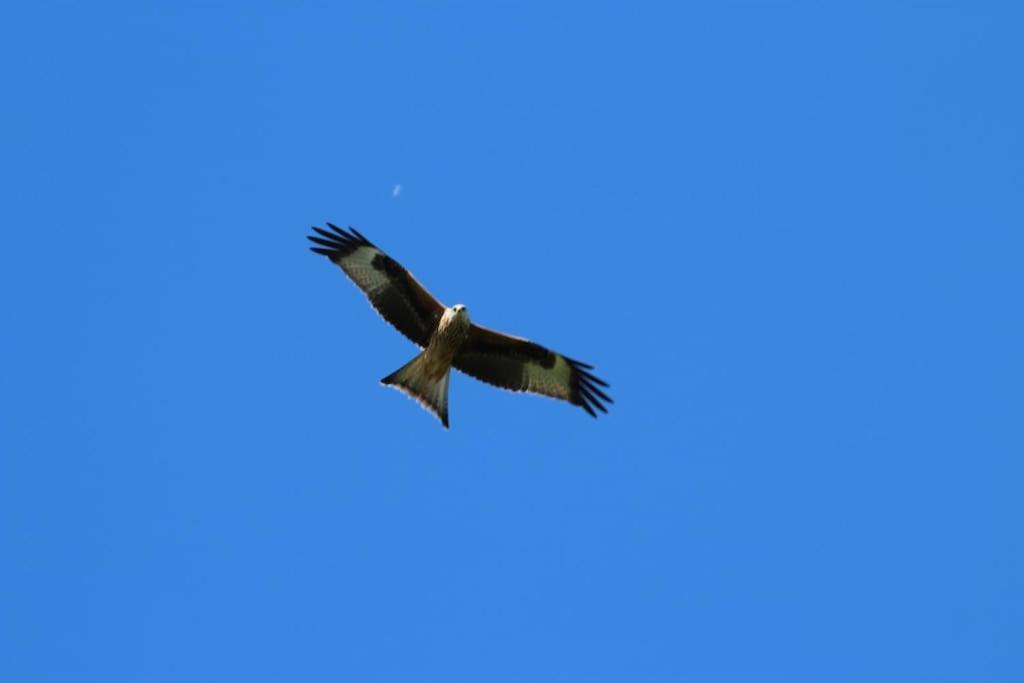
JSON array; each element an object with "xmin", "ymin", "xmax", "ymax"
[{"xmin": 2, "ymin": 3, "xmax": 1022, "ymax": 681}]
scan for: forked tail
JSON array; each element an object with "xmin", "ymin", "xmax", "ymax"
[{"xmin": 380, "ymin": 352, "xmax": 451, "ymax": 428}]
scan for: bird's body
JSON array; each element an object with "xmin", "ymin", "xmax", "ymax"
[
  {"xmin": 307, "ymin": 224, "xmax": 610, "ymax": 428},
  {"xmin": 422, "ymin": 306, "xmax": 471, "ymax": 378},
  {"xmin": 380, "ymin": 305, "xmax": 470, "ymax": 427}
]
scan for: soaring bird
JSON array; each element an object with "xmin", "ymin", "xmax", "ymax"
[{"xmin": 307, "ymin": 224, "xmax": 611, "ymax": 428}]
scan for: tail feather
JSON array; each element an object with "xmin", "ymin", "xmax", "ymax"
[{"xmin": 380, "ymin": 353, "xmax": 451, "ymax": 428}]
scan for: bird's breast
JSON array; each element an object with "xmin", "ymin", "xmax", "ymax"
[{"xmin": 423, "ymin": 314, "xmax": 469, "ymax": 373}]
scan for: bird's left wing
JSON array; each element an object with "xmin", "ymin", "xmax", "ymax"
[
  {"xmin": 452, "ymin": 323, "xmax": 612, "ymax": 417},
  {"xmin": 307, "ymin": 224, "xmax": 445, "ymax": 347}
]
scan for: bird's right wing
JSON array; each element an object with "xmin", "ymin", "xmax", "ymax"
[
  {"xmin": 307, "ymin": 224, "xmax": 445, "ymax": 347},
  {"xmin": 453, "ymin": 323, "xmax": 612, "ymax": 417}
]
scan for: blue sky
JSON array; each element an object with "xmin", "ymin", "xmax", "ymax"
[{"xmin": 2, "ymin": 3, "xmax": 1022, "ymax": 681}]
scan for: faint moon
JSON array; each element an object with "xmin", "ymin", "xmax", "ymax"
[{"xmin": 392, "ymin": 184, "xmax": 402, "ymax": 198}]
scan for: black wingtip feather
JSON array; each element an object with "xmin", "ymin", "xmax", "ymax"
[
  {"xmin": 326, "ymin": 222, "xmax": 354, "ymax": 241},
  {"xmin": 578, "ymin": 385, "xmax": 608, "ymax": 414},
  {"xmin": 566, "ymin": 358, "xmax": 611, "ymax": 417},
  {"xmin": 581, "ymin": 380, "xmax": 612, "ymax": 404},
  {"xmin": 307, "ymin": 235, "xmax": 341, "ymax": 248},
  {"xmin": 580, "ymin": 371, "xmax": 609, "ymax": 388},
  {"xmin": 311, "ymin": 226, "xmax": 344, "ymax": 242},
  {"xmin": 307, "ymin": 223, "xmax": 372, "ymax": 260},
  {"xmin": 349, "ymin": 227, "xmax": 371, "ymax": 244}
]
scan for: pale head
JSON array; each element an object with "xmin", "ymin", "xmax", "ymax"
[{"xmin": 437, "ymin": 304, "xmax": 471, "ymax": 343}]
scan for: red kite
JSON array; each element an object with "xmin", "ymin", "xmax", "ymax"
[{"xmin": 307, "ymin": 224, "xmax": 611, "ymax": 428}]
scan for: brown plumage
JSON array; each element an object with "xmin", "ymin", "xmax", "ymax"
[{"xmin": 307, "ymin": 224, "xmax": 611, "ymax": 427}]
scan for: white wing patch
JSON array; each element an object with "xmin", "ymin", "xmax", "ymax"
[
  {"xmin": 335, "ymin": 245, "xmax": 391, "ymax": 295},
  {"xmin": 523, "ymin": 354, "xmax": 573, "ymax": 400}
]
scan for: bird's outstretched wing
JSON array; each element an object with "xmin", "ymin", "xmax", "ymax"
[
  {"xmin": 452, "ymin": 324, "xmax": 612, "ymax": 416},
  {"xmin": 307, "ymin": 224, "xmax": 445, "ymax": 347}
]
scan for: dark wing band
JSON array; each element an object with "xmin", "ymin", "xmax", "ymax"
[
  {"xmin": 307, "ymin": 224, "xmax": 445, "ymax": 347},
  {"xmin": 453, "ymin": 324, "xmax": 612, "ymax": 417}
]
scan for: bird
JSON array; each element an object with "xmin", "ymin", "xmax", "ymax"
[{"xmin": 307, "ymin": 223, "xmax": 612, "ymax": 428}]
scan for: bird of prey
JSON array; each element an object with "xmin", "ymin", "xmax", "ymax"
[{"xmin": 307, "ymin": 224, "xmax": 611, "ymax": 428}]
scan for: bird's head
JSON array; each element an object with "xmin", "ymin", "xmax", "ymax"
[{"xmin": 451, "ymin": 304, "xmax": 469, "ymax": 319}]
